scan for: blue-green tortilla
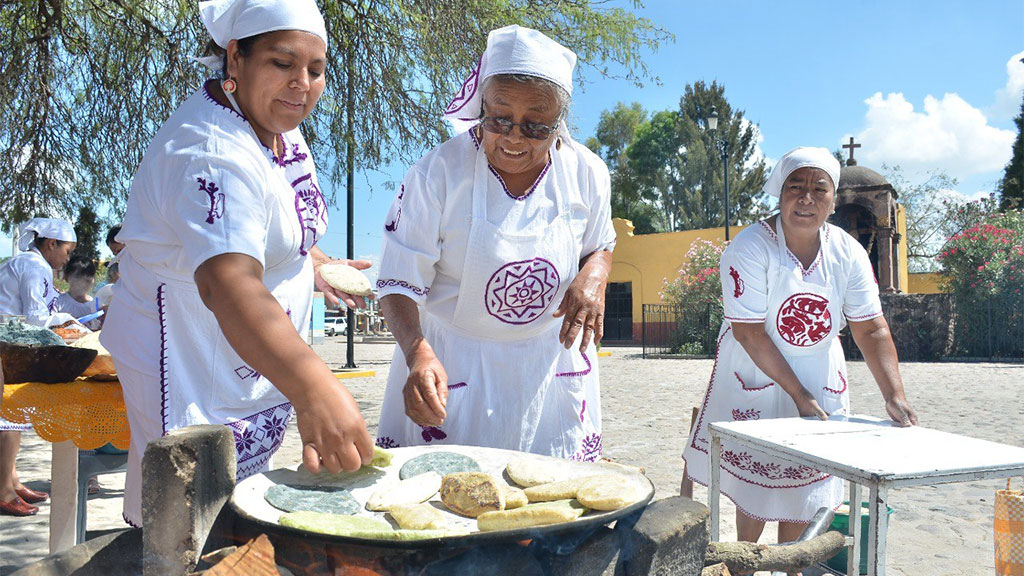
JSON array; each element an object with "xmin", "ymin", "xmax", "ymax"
[
  {"xmin": 265, "ymin": 484, "xmax": 360, "ymax": 515},
  {"xmin": 399, "ymin": 452, "xmax": 481, "ymax": 480}
]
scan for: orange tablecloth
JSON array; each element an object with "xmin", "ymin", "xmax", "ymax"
[{"xmin": 1, "ymin": 380, "xmax": 130, "ymax": 450}]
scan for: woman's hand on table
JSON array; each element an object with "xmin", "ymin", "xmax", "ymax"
[
  {"xmin": 793, "ymin": 387, "xmax": 829, "ymax": 420},
  {"xmin": 403, "ymin": 344, "xmax": 448, "ymax": 427},
  {"xmin": 884, "ymin": 395, "xmax": 918, "ymax": 427},
  {"xmin": 310, "ymin": 247, "xmax": 372, "ymax": 309},
  {"xmin": 294, "ymin": 381, "xmax": 374, "ymax": 474},
  {"xmin": 554, "ymin": 251, "xmax": 611, "ymax": 353}
]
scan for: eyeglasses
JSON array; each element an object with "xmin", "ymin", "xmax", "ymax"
[{"xmin": 480, "ymin": 116, "xmax": 559, "ymax": 140}]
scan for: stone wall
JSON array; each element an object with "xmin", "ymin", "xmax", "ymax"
[{"xmin": 842, "ymin": 293, "xmax": 953, "ymax": 361}]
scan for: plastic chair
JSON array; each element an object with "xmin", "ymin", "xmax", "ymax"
[{"xmin": 75, "ymin": 450, "xmax": 128, "ymax": 544}]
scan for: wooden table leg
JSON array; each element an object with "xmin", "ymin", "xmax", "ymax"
[
  {"xmin": 867, "ymin": 483, "xmax": 889, "ymax": 576},
  {"xmin": 849, "ymin": 482, "xmax": 862, "ymax": 576},
  {"xmin": 49, "ymin": 440, "xmax": 79, "ymax": 553},
  {"xmin": 709, "ymin": 431, "xmax": 721, "ymax": 542}
]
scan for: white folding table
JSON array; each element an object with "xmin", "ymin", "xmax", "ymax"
[{"xmin": 707, "ymin": 415, "xmax": 1024, "ymax": 576}]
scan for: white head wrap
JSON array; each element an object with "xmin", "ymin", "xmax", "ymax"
[
  {"xmin": 18, "ymin": 218, "xmax": 76, "ymax": 252},
  {"xmin": 194, "ymin": 0, "xmax": 328, "ymax": 72},
  {"xmin": 443, "ymin": 25, "xmax": 577, "ymax": 136},
  {"xmin": 762, "ymin": 147, "xmax": 841, "ymax": 198}
]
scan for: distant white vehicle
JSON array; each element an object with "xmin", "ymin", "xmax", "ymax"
[{"xmin": 325, "ymin": 316, "xmax": 349, "ymax": 337}]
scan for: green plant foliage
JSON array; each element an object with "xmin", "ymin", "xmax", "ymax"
[
  {"xmin": 660, "ymin": 237, "xmax": 726, "ymax": 355},
  {"xmin": 0, "ymin": 0, "xmax": 670, "ymax": 232},
  {"xmin": 999, "ymin": 96, "xmax": 1024, "ymax": 211}
]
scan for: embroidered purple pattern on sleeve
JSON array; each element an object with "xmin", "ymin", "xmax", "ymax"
[
  {"xmin": 157, "ymin": 283, "xmax": 170, "ymax": 435},
  {"xmin": 43, "ymin": 279, "xmax": 58, "ymax": 313},
  {"xmin": 571, "ymin": 433, "xmax": 603, "ymax": 462},
  {"xmin": 485, "ymin": 258, "xmax": 560, "ymax": 324},
  {"xmin": 292, "ymin": 174, "xmax": 328, "ymax": 256},
  {"xmin": 376, "ymin": 279, "xmax": 429, "ymax": 296},
  {"xmin": 231, "ymin": 402, "xmax": 293, "ymax": 479},
  {"xmin": 376, "ymin": 437, "xmax": 399, "ymax": 449},
  {"xmin": 444, "ymin": 57, "xmax": 481, "ymax": 117},
  {"xmin": 420, "ymin": 426, "xmax": 447, "ymax": 443},
  {"xmin": 385, "ymin": 184, "xmax": 404, "ymax": 232},
  {"xmin": 198, "ymin": 177, "xmax": 225, "ymax": 224},
  {"xmin": 234, "ymin": 365, "xmax": 261, "ymax": 381},
  {"xmin": 556, "ymin": 351, "xmax": 592, "ymax": 377}
]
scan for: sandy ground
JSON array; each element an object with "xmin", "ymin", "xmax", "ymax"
[{"xmin": 1, "ymin": 339, "xmax": 1022, "ymax": 575}]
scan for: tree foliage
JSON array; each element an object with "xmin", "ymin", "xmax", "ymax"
[
  {"xmin": 883, "ymin": 164, "xmax": 959, "ymax": 272},
  {"xmin": 72, "ymin": 205, "xmax": 102, "ymax": 262},
  {"xmin": 588, "ymin": 81, "xmax": 769, "ymax": 233},
  {"xmin": 0, "ymin": 0, "xmax": 671, "ymax": 232},
  {"xmin": 999, "ymin": 96, "xmax": 1024, "ymax": 210}
]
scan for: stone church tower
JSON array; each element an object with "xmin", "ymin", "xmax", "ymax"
[{"xmin": 828, "ymin": 138, "xmax": 904, "ymax": 293}]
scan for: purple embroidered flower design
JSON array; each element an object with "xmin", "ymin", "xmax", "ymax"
[
  {"xmin": 227, "ymin": 403, "xmax": 292, "ymax": 464},
  {"xmin": 444, "ymin": 57, "xmax": 481, "ymax": 117},
  {"xmin": 376, "ymin": 437, "xmax": 399, "ymax": 449},
  {"xmin": 274, "ymin": 139, "xmax": 308, "ymax": 168},
  {"xmin": 198, "ymin": 177, "xmax": 225, "ymax": 224},
  {"xmin": 292, "ymin": 174, "xmax": 328, "ymax": 256},
  {"xmin": 236, "ymin": 427, "xmax": 258, "ymax": 453},
  {"xmin": 260, "ymin": 412, "xmax": 287, "ymax": 442},
  {"xmin": 731, "ymin": 408, "xmax": 760, "ymax": 421},
  {"xmin": 385, "ymin": 184, "xmax": 404, "ymax": 232},
  {"xmin": 234, "ymin": 365, "xmax": 261, "ymax": 381},
  {"xmin": 485, "ymin": 258, "xmax": 560, "ymax": 324},
  {"xmin": 571, "ymin": 433, "xmax": 603, "ymax": 462},
  {"xmin": 420, "ymin": 426, "xmax": 447, "ymax": 443}
]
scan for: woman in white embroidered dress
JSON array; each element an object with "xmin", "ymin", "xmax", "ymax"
[
  {"xmin": 681, "ymin": 147, "xmax": 918, "ymax": 553},
  {"xmin": 0, "ymin": 217, "xmax": 77, "ymax": 516},
  {"xmin": 101, "ymin": 0, "xmax": 373, "ymax": 526},
  {"xmin": 375, "ymin": 26, "xmax": 615, "ymax": 462}
]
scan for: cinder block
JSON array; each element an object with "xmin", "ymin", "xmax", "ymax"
[{"xmin": 621, "ymin": 496, "xmax": 710, "ymax": 576}]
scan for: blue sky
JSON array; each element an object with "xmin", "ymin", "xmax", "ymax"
[
  {"xmin": 7, "ymin": 1, "xmax": 1023, "ymax": 271},
  {"xmin": 316, "ymin": 0, "xmax": 1024, "ymax": 283}
]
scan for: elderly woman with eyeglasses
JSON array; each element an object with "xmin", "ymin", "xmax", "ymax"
[{"xmin": 374, "ymin": 26, "xmax": 615, "ymax": 461}]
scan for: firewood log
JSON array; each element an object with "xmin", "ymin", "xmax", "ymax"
[{"xmin": 705, "ymin": 530, "xmax": 846, "ymax": 574}]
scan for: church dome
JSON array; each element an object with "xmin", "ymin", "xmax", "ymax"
[{"xmin": 838, "ymin": 164, "xmax": 889, "ymax": 189}]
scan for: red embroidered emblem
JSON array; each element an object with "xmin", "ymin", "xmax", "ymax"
[
  {"xmin": 729, "ymin": 266, "xmax": 744, "ymax": 298},
  {"xmin": 776, "ymin": 293, "xmax": 832, "ymax": 347}
]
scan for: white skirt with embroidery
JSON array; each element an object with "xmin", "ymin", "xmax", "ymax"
[
  {"xmin": 376, "ymin": 314, "xmax": 603, "ymax": 462},
  {"xmin": 682, "ymin": 323, "xmax": 849, "ymax": 523}
]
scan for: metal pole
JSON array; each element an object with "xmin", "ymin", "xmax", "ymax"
[
  {"xmin": 722, "ymin": 141, "xmax": 730, "ymax": 241},
  {"xmin": 344, "ymin": 21, "xmax": 357, "ymax": 369}
]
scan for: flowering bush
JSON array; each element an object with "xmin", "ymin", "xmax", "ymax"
[
  {"xmin": 937, "ymin": 206, "xmax": 1024, "ymax": 299},
  {"xmin": 661, "ymin": 238, "xmax": 727, "ymax": 307},
  {"xmin": 660, "ymin": 238, "xmax": 727, "ymax": 355}
]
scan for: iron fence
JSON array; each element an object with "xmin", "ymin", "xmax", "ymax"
[{"xmin": 642, "ymin": 303, "xmax": 722, "ymax": 358}]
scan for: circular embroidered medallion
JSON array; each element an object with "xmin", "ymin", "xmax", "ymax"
[
  {"xmin": 776, "ymin": 292, "xmax": 832, "ymax": 347},
  {"xmin": 485, "ymin": 258, "xmax": 561, "ymax": 324}
]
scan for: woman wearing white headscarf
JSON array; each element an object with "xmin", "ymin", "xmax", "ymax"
[
  {"xmin": 682, "ymin": 147, "xmax": 917, "ymax": 547},
  {"xmin": 375, "ymin": 26, "xmax": 616, "ymax": 461},
  {"xmin": 101, "ymin": 0, "xmax": 374, "ymax": 526},
  {"xmin": 0, "ymin": 217, "xmax": 77, "ymax": 516}
]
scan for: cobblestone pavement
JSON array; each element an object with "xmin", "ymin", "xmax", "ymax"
[{"xmin": 2, "ymin": 339, "xmax": 1021, "ymax": 575}]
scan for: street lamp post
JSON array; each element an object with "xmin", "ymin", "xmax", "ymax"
[{"xmin": 706, "ymin": 107, "xmax": 730, "ymax": 241}]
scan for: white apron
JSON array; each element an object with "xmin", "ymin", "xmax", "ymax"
[
  {"xmin": 684, "ymin": 219, "xmax": 847, "ymax": 523},
  {"xmin": 104, "ymin": 88, "xmax": 327, "ymax": 525},
  {"xmin": 0, "ymin": 249, "xmax": 63, "ymax": 431},
  {"xmin": 376, "ymin": 145, "xmax": 603, "ymax": 461}
]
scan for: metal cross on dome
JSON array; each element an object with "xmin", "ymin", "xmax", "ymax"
[{"xmin": 842, "ymin": 136, "xmax": 861, "ymax": 164}]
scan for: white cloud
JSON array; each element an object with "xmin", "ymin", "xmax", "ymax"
[
  {"xmin": 740, "ymin": 118, "xmax": 773, "ymax": 171},
  {"xmin": 854, "ymin": 91, "xmax": 1015, "ymax": 182},
  {"xmin": 992, "ymin": 50, "xmax": 1024, "ymax": 120}
]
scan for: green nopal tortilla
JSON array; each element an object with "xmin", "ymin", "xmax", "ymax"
[
  {"xmin": 265, "ymin": 485, "xmax": 360, "ymax": 515},
  {"xmin": 399, "ymin": 452, "xmax": 481, "ymax": 480},
  {"xmin": 279, "ymin": 511, "xmax": 467, "ymax": 540}
]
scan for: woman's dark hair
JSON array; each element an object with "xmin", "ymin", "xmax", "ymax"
[
  {"xmin": 32, "ymin": 235, "xmax": 70, "ymax": 249},
  {"xmin": 204, "ymin": 34, "xmax": 264, "ymax": 79},
  {"xmin": 64, "ymin": 255, "xmax": 96, "ymax": 279},
  {"xmin": 106, "ymin": 225, "xmax": 121, "ymax": 245}
]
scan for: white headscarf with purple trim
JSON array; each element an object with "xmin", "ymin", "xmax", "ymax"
[
  {"xmin": 762, "ymin": 147, "xmax": 841, "ymax": 198},
  {"xmin": 444, "ymin": 25, "xmax": 577, "ymax": 138},
  {"xmin": 17, "ymin": 218, "xmax": 76, "ymax": 252},
  {"xmin": 194, "ymin": 0, "xmax": 328, "ymax": 72}
]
